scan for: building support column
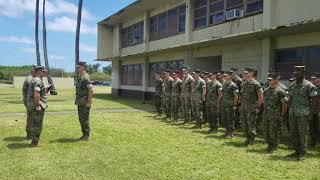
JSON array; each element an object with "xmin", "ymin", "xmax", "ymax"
[
  {"xmin": 184, "ymin": 49, "xmax": 194, "ymax": 70},
  {"xmin": 111, "ymin": 59, "xmax": 120, "ymax": 96},
  {"xmin": 144, "ymin": 11, "xmax": 150, "ymax": 52},
  {"xmin": 185, "ymin": 0, "xmax": 193, "ymax": 43},
  {"xmin": 260, "ymin": 38, "xmax": 273, "ymax": 82},
  {"xmin": 142, "ymin": 56, "xmax": 150, "ymax": 102}
]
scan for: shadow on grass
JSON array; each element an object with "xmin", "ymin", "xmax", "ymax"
[
  {"xmin": 5, "ymin": 100, "xmax": 23, "ymax": 105},
  {"xmin": 222, "ymin": 141, "xmax": 247, "ymax": 148},
  {"xmin": 49, "ymin": 138, "xmax": 79, "ymax": 144},
  {"xmin": 3, "ymin": 136, "xmax": 26, "ymax": 142},
  {"xmin": 93, "ymin": 93, "xmax": 152, "ymax": 111},
  {"xmin": 7, "ymin": 143, "xmax": 30, "ymax": 150}
]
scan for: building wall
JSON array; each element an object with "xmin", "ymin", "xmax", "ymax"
[
  {"xmin": 274, "ymin": 32, "xmax": 320, "ymax": 49},
  {"xmin": 14, "ymin": 77, "xmax": 75, "ymax": 89}
]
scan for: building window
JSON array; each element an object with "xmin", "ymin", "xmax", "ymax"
[
  {"xmin": 121, "ymin": 64, "xmax": 143, "ymax": 86},
  {"xmin": 149, "ymin": 4, "xmax": 186, "ymax": 41},
  {"xmin": 121, "ymin": 21, "xmax": 144, "ymax": 48},
  {"xmin": 246, "ymin": 0, "xmax": 263, "ymax": 15},
  {"xmin": 209, "ymin": 0, "xmax": 225, "ymax": 25},
  {"xmin": 148, "ymin": 60, "xmax": 184, "ymax": 87},
  {"xmin": 307, "ymin": 47, "xmax": 320, "ymax": 77},
  {"xmin": 226, "ymin": 0, "xmax": 243, "ymax": 10},
  {"xmin": 150, "ymin": 17, "xmax": 158, "ymax": 41},
  {"xmin": 275, "ymin": 48, "xmax": 304, "ymax": 79},
  {"xmin": 194, "ymin": 0, "xmax": 208, "ymax": 28},
  {"xmin": 194, "ymin": 0, "xmax": 263, "ymax": 29}
]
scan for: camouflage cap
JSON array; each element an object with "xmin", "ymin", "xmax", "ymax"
[
  {"xmin": 76, "ymin": 61, "xmax": 87, "ymax": 67},
  {"xmin": 294, "ymin": 66, "xmax": 306, "ymax": 72},
  {"xmin": 223, "ymin": 71, "xmax": 233, "ymax": 76},
  {"xmin": 267, "ymin": 72, "xmax": 280, "ymax": 80},
  {"xmin": 34, "ymin": 66, "xmax": 47, "ymax": 72},
  {"xmin": 231, "ymin": 67, "xmax": 238, "ymax": 72},
  {"xmin": 204, "ymin": 71, "xmax": 210, "ymax": 76},
  {"xmin": 182, "ymin": 66, "xmax": 190, "ymax": 71},
  {"xmin": 194, "ymin": 69, "xmax": 201, "ymax": 73}
]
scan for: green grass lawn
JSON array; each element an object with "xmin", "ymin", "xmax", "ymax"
[{"xmin": 1, "ymin": 87, "xmax": 320, "ymax": 179}]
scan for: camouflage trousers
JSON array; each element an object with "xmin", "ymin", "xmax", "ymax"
[
  {"xmin": 309, "ymin": 114, "xmax": 320, "ymax": 146},
  {"xmin": 192, "ymin": 94, "xmax": 203, "ymax": 125},
  {"xmin": 289, "ymin": 111, "xmax": 310, "ymax": 154},
  {"xmin": 221, "ymin": 105, "xmax": 234, "ymax": 133},
  {"xmin": 78, "ymin": 105, "xmax": 91, "ymax": 135},
  {"xmin": 25, "ymin": 107, "xmax": 32, "ymax": 136},
  {"xmin": 206, "ymin": 102, "xmax": 219, "ymax": 130},
  {"xmin": 181, "ymin": 94, "xmax": 192, "ymax": 122},
  {"xmin": 163, "ymin": 95, "xmax": 172, "ymax": 118},
  {"xmin": 171, "ymin": 95, "xmax": 180, "ymax": 120},
  {"xmin": 30, "ymin": 109, "xmax": 45, "ymax": 142},
  {"xmin": 155, "ymin": 95, "xmax": 162, "ymax": 115},
  {"xmin": 263, "ymin": 111, "xmax": 281, "ymax": 148},
  {"xmin": 241, "ymin": 106, "xmax": 257, "ymax": 139}
]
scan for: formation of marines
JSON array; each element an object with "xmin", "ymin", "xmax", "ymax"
[
  {"xmin": 22, "ymin": 62, "xmax": 93, "ymax": 146},
  {"xmin": 154, "ymin": 65, "xmax": 320, "ymax": 161}
]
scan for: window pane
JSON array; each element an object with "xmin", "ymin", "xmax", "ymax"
[
  {"xmin": 179, "ymin": 5, "xmax": 186, "ymax": 15},
  {"xmin": 195, "ymin": 0, "xmax": 207, "ymax": 8},
  {"xmin": 210, "ymin": 0, "xmax": 224, "ymax": 13},
  {"xmin": 149, "ymin": 16, "xmax": 158, "ymax": 41},
  {"xmin": 194, "ymin": 7, "xmax": 207, "ymax": 18},
  {"xmin": 276, "ymin": 48, "xmax": 303, "ymax": 63},
  {"xmin": 168, "ymin": 8, "xmax": 178, "ymax": 36},
  {"xmin": 127, "ymin": 65, "xmax": 133, "ymax": 85},
  {"xmin": 227, "ymin": 0, "xmax": 243, "ymax": 8},
  {"xmin": 194, "ymin": 18, "xmax": 207, "ymax": 28},
  {"xmin": 178, "ymin": 15, "xmax": 186, "ymax": 32},
  {"xmin": 133, "ymin": 22, "xmax": 143, "ymax": 44},
  {"xmin": 158, "ymin": 12, "xmax": 167, "ymax": 39},
  {"xmin": 307, "ymin": 47, "xmax": 320, "ymax": 76},
  {"xmin": 209, "ymin": 12, "xmax": 225, "ymax": 24},
  {"xmin": 246, "ymin": 0, "xmax": 263, "ymax": 14}
]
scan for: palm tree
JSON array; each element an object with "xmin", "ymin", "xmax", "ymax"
[
  {"xmin": 42, "ymin": 0, "xmax": 57, "ymax": 95},
  {"xmin": 75, "ymin": 0, "xmax": 83, "ymax": 82},
  {"xmin": 35, "ymin": 0, "xmax": 41, "ymax": 66}
]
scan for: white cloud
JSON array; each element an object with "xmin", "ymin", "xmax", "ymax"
[
  {"xmin": 0, "ymin": 0, "xmax": 94, "ymax": 20},
  {"xmin": 47, "ymin": 16, "xmax": 96, "ymax": 35},
  {"xmin": 0, "ymin": 36, "xmax": 34, "ymax": 45},
  {"xmin": 80, "ymin": 43, "xmax": 96, "ymax": 53}
]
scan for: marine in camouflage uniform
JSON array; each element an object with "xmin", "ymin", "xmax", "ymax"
[
  {"xmin": 287, "ymin": 66, "xmax": 317, "ymax": 160},
  {"xmin": 75, "ymin": 62, "xmax": 93, "ymax": 141},
  {"xmin": 240, "ymin": 68, "xmax": 264, "ymax": 146},
  {"xmin": 206, "ymin": 73, "xmax": 223, "ymax": 133},
  {"xmin": 192, "ymin": 69, "xmax": 206, "ymax": 128},
  {"xmin": 171, "ymin": 71, "xmax": 182, "ymax": 120},
  {"xmin": 263, "ymin": 72, "xmax": 288, "ymax": 154},
  {"xmin": 163, "ymin": 69, "xmax": 174, "ymax": 119},
  {"xmin": 23, "ymin": 71, "xmax": 34, "ymax": 139},
  {"xmin": 203, "ymin": 72, "xmax": 210, "ymax": 124},
  {"xmin": 27, "ymin": 66, "xmax": 48, "ymax": 146},
  {"xmin": 221, "ymin": 71, "xmax": 239, "ymax": 138},
  {"xmin": 154, "ymin": 73, "xmax": 163, "ymax": 117},
  {"xmin": 181, "ymin": 67, "xmax": 194, "ymax": 124},
  {"xmin": 231, "ymin": 68, "xmax": 243, "ymax": 130},
  {"xmin": 310, "ymin": 73, "xmax": 320, "ymax": 147}
]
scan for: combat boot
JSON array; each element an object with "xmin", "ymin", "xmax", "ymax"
[
  {"xmin": 31, "ymin": 140, "xmax": 42, "ymax": 147},
  {"xmin": 248, "ymin": 138, "xmax": 255, "ymax": 146},
  {"xmin": 297, "ymin": 153, "xmax": 307, "ymax": 161}
]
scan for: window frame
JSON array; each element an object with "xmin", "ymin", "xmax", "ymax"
[{"xmin": 121, "ymin": 21, "xmax": 144, "ymax": 48}]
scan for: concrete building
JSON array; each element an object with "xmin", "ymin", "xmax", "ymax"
[{"xmin": 97, "ymin": 0, "xmax": 320, "ymax": 100}]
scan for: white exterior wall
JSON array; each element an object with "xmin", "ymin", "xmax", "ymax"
[{"xmin": 14, "ymin": 77, "xmax": 75, "ymax": 89}]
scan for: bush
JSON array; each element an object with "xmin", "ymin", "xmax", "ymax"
[
  {"xmin": 90, "ymin": 72, "xmax": 111, "ymax": 82},
  {"xmin": 0, "ymin": 71, "xmax": 4, "ymax": 79},
  {"xmin": 0, "ymin": 79, "xmax": 13, "ymax": 84}
]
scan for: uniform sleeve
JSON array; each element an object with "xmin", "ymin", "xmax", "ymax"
[
  {"xmin": 84, "ymin": 75, "xmax": 93, "ymax": 89},
  {"xmin": 278, "ymin": 89, "xmax": 288, "ymax": 103},
  {"xmin": 232, "ymin": 83, "xmax": 239, "ymax": 94},
  {"xmin": 34, "ymin": 79, "xmax": 41, "ymax": 92},
  {"xmin": 217, "ymin": 83, "xmax": 223, "ymax": 91},
  {"xmin": 255, "ymin": 81, "xmax": 263, "ymax": 94},
  {"xmin": 308, "ymin": 83, "xmax": 318, "ymax": 97},
  {"xmin": 202, "ymin": 80, "xmax": 206, "ymax": 88}
]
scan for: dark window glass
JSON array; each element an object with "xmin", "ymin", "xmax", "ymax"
[
  {"xmin": 227, "ymin": 0, "xmax": 243, "ymax": 9},
  {"xmin": 168, "ymin": 8, "xmax": 178, "ymax": 36},
  {"xmin": 209, "ymin": 12, "xmax": 225, "ymax": 24},
  {"xmin": 194, "ymin": 7, "xmax": 207, "ymax": 18},
  {"xmin": 246, "ymin": 0, "xmax": 263, "ymax": 15},
  {"xmin": 149, "ymin": 16, "xmax": 158, "ymax": 41},
  {"xmin": 195, "ymin": 0, "xmax": 207, "ymax": 8},
  {"xmin": 210, "ymin": 0, "xmax": 224, "ymax": 13},
  {"xmin": 307, "ymin": 47, "xmax": 320, "ymax": 76},
  {"xmin": 276, "ymin": 48, "xmax": 304, "ymax": 63},
  {"xmin": 133, "ymin": 22, "xmax": 144, "ymax": 44},
  {"xmin": 178, "ymin": 5, "xmax": 186, "ymax": 33},
  {"xmin": 121, "ymin": 64, "xmax": 143, "ymax": 86},
  {"xmin": 194, "ymin": 18, "xmax": 207, "ymax": 28},
  {"xmin": 121, "ymin": 21, "xmax": 144, "ymax": 48},
  {"xmin": 158, "ymin": 12, "xmax": 168, "ymax": 39}
]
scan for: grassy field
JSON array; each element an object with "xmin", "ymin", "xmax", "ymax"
[{"xmin": 1, "ymin": 86, "xmax": 320, "ymax": 179}]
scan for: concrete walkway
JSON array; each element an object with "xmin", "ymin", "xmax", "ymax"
[{"xmin": 0, "ymin": 108, "xmax": 155, "ymax": 117}]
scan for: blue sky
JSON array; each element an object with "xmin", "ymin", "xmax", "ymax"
[{"xmin": 0, "ymin": 0, "xmax": 135, "ymax": 72}]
